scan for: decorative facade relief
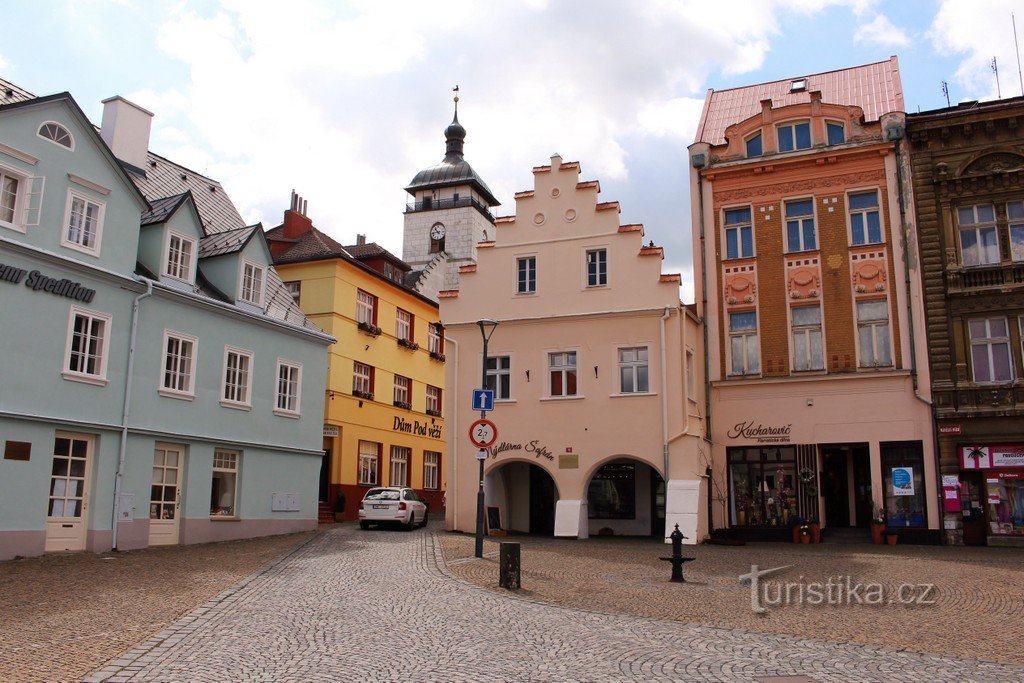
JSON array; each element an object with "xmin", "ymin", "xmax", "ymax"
[
  {"xmin": 785, "ymin": 257, "xmax": 821, "ymax": 300},
  {"xmin": 850, "ymin": 250, "xmax": 888, "ymax": 295},
  {"xmin": 723, "ymin": 263, "xmax": 757, "ymax": 307}
]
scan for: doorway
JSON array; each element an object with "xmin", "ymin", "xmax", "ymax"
[
  {"xmin": 319, "ymin": 449, "xmax": 331, "ymax": 503},
  {"xmin": 529, "ymin": 465, "xmax": 556, "ymax": 535},
  {"xmin": 487, "ymin": 462, "xmax": 558, "ymax": 535},
  {"xmin": 821, "ymin": 444, "xmax": 872, "ymax": 528},
  {"xmin": 45, "ymin": 432, "xmax": 93, "ymax": 552},
  {"xmin": 149, "ymin": 444, "xmax": 183, "ymax": 546}
]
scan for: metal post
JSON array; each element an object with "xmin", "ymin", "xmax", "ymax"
[{"xmin": 475, "ymin": 319, "xmax": 497, "ymax": 559}]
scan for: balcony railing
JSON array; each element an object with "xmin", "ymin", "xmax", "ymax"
[
  {"xmin": 933, "ymin": 384, "xmax": 1024, "ymax": 417},
  {"xmin": 947, "ymin": 261, "xmax": 1024, "ymax": 293},
  {"xmin": 405, "ymin": 195, "xmax": 495, "ymax": 223}
]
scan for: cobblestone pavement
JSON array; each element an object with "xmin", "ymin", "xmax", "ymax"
[
  {"xmin": 440, "ymin": 532, "xmax": 1024, "ymax": 666},
  {"xmin": 86, "ymin": 524, "xmax": 1024, "ymax": 683},
  {"xmin": 0, "ymin": 532, "xmax": 311, "ymax": 683}
]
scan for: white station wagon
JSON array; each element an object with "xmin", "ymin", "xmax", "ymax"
[{"xmin": 358, "ymin": 487, "xmax": 428, "ymax": 530}]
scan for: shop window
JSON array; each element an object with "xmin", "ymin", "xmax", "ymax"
[
  {"xmin": 618, "ymin": 346, "xmax": 649, "ymax": 393},
  {"xmin": 791, "ymin": 305, "xmax": 823, "ymax": 371},
  {"xmin": 210, "ymin": 449, "xmax": 239, "ymax": 517},
  {"xmin": 785, "ymin": 198, "xmax": 816, "ymax": 252},
  {"xmin": 424, "ymin": 451, "xmax": 441, "ymax": 490},
  {"xmin": 586, "ymin": 248, "xmax": 607, "ymax": 287},
  {"xmin": 1008, "ymin": 200, "xmax": 1024, "ymax": 262},
  {"xmin": 986, "ymin": 471, "xmax": 1024, "ymax": 537},
  {"xmin": 358, "ymin": 441, "xmax": 380, "ymax": 485},
  {"xmin": 881, "ymin": 442, "xmax": 926, "ymax": 528},
  {"xmin": 389, "ymin": 446, "xmax": 410, "ymax": 487},
  {"xmin": 587, "ymin": 463, "xmax": 636, "ymax": 519},
  {"xmin": 485, "ymin": 355, "xmax": 511, "ymax": 400},
  {"xmin": 857, "ymin": 300, "xmax": 892, "ymax": 367},
  {"xmin": 728, "ymin": 447, "xmax": 798, "ymax": 526},
  {"xmin": 849, "ymin": 190, "xmax": 882, "ymax": 245},
  {"xmin": 969, "ymin": 317, "xmax": 1013, "ymax": 383},
  {"xmin": 729, "ymin": 311, "xmax": 760, "ymax": 376},
  {"xmin": 549, "ymin": 351, "xmax": 577, "ymax": 397},
  {"xmin": 958, "ymin": 203, "xmax": 1000, "ymax": 266},
  {"xmin": 724, "ymin": 207, "xmax": 753, "ymax": 259}
]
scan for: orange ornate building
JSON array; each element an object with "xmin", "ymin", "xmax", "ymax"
[{"xmin": 689, "ymin": 58, "xmax": 940, "ymax": 542}]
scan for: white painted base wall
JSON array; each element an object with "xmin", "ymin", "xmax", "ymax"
[{"xmin": 665, "ymin": 479, "xmax": 706, "ymax": 545}]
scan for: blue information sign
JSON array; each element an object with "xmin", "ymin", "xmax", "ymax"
[{"xmin": 472, "ymin": 389, "xmax": 494, "ymax": 412}]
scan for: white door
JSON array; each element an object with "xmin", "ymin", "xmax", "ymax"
[
  {"xmin": 45, "ymin": 432, "xmax": 93, "ymax": 552},
  {"xmin": 149, "ymin": 445, "xmax": 182, "ymax": 546}
]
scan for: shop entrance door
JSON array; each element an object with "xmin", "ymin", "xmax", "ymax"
[
  {"xmin": 45, "ymin": 433, "xmax": 93, "ymax": 552},
  {"xmin": 822, "ymin": 448, "xmax": 851, "ymax": 527},
  {"xmin": 319, "ymin": 449, "xmax": 330, "ymax": 503},
  {"xmin": 149, "ymin": 445, "xmax": 182, "ymax": 546},
  {"xmin": 529, "ymin": 465, "xmax": 556, "ymax": 535},
  {"xmin": 960, "ymin": 472, "xmax": 987, "ymax": 546}
]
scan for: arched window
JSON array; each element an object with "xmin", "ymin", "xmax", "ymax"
[{"xmin": 38, "ymin": 122, "xmax": 74, "ymax": 150}]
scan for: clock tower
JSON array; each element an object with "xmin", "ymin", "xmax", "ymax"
[{"xmin": 403, "ymin": 96, "xmax": 499, "ymax": 300}]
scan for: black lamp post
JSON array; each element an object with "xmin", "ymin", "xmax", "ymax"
[{"xmin": 475, "ymin": 318, "xmax": 498, "ymax": 559}]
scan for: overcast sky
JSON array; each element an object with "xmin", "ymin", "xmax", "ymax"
[{"xmin": 3, "ymin": 0, "xmax": 1022, "ymax": 300}]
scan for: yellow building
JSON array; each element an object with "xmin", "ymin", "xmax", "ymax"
[{"xmin": 267, "ymin": 197, "xmax": 446, "ymax": 521}]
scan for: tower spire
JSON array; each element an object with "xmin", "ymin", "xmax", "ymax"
[
  {"xmin": 445, "ymin": 85, "xmax": 466, "ymax": 160},
  {"xmin": 453, "ymin": 84, "xmax": 459, "ymax": 120}
]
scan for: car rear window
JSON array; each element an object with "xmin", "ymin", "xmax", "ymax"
[{"xmin": 364, "ymin": 489, "xmax": 400, "ymax": 501}]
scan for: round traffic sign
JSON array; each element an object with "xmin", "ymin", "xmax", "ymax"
[{"xmin": 468, "ymin": 419, "xmax": 498, "ymax": 448}]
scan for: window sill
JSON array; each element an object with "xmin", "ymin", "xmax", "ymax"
[
  {"xmin": 273, "ymin": 409, "xmax": 301, "ymax": 419},
  {"xmin": 209, "ymin": 516, "xmax": 240, "ymax": 522},
  {"xmin": 540, "ymin": 395, "xmax": 585, "ymax": 402},
  {"xmin": 515, "ymin": 291, "xmax": 537, "ymax": 297},
  {"xmin": 60, "ymin": 240, "xmax": 101, "ymax": 258},
  {"xmin": 610, "ymin": 391, "xmax": 657, "ymax": 398},
  {"xmin": 62, "ymin": 371, "xmax": 108, "ymax": 387},
  {"xmin": 159, "ymin": 388, "xmax": 195, "ymax": 401},
  {"xmin": 0, "ymin": 220, "xmax": 26, "ymax": 234},
  {"xmin": 585, "ymin": 284, "xmax": 608, "ymax": 289},
  {"xmin": 494, "ymin": 398, "xmax": 516, "ymax": 404},
  {"xmin": 220, "ymin": 400, "xmax": 252, "ymax": 411}
]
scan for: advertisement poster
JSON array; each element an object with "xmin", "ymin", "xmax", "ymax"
[
  {"xmin": 941, "ymin": 475, "xmax": 961, "ymax": 513},
  {"xmin": 892, "ymin": 466, "xmax": 915, "ymax": 497},
  {"xmin": 960, "ymin": 444, "xmax": 1024, "ymax": 469}
]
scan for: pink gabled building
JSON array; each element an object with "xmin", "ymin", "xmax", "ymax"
[{"xmin": 441, "ymin": 155, "xmax": 706, "ymax": 542}]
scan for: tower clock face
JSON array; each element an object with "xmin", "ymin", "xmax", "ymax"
[{"xmin": 430, "ymin": 223, "xmax": 446, "ymax": 240}]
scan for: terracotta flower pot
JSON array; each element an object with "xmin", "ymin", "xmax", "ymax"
[
  {"xmin": 809, "ymin": 522, "xmax": 821, "ymax": 543},
  {"xmin": 886, "ymin": 534, "xmax": 898, "ymax": 546},
  {"xmin": 800, "ymin": 535, "xmax": 811, "ymax": 544},
  {"xmin": 870, "ymin": 522, "xmax": 885, "ymax": 545}
]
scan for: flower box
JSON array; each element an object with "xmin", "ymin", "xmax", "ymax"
[
  {"xmin": 429, "ymin": 351, "xmax": 446, "ymax": 362},
  {"xmin": 393, "ymin": 400, "xmax": 412, "ymax": 410},
  {"xmin": 352, "ymin": 390, "xmax": 374, "ymax": 401},
  {"xmin": 357, "ymin": 321, "xmax": 382, "ymax": 337},
  {"xmin": 397, "ymin": 338, "xmax": 419, "ymax": 351}
]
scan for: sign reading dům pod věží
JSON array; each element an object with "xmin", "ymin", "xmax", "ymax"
[{"xmin": 0, "ymin": 262, "xmax": 96, "ymax": 303}]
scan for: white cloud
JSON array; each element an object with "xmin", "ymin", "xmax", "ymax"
[
  {"xmin": 854, "ymin": 14, "xmax": 910, "ymax": 47},
  {"xmin": 928, "ymin": 0, "xmax": 1024, "ymax": 101},
  {"xmin": 0, "ymin": 53, "xmax": 9, "ymax": 71}
]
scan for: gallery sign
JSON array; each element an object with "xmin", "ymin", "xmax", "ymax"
[
  {"xmin": 0, "ymin": 262, "xmax": 96, "ymax": 303},
  {"xmin": 726, "ymin": 420, "xmax": 792, "ymax": 444},
  {"xmin": 960, "ymin": 444, "xmax": 1024, "ymax": 470}
]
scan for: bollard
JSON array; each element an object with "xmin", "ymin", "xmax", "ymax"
[
  {"xmin": 499, "ymin": 541, "xmax": 521, "ymax": 590},
  {"xmin": 659, "ymin": 523, "xmax": 696, "ymax": 583}
]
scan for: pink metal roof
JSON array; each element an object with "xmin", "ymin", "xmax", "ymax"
[{"xmin": 695, "ymin": 56, "xmax": 903, "ymax": 145}]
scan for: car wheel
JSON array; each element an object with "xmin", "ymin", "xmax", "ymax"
[
  {"xmin": 359, "ymin": 521, "xmax": 369, "ymax": 530},
  {"xmin": 406, "ymin": 511, "xmax": 416, "ymax": 531},
  {"xmin": 420, "ymin": 511, "xmax": 429, "ymax": 528}
]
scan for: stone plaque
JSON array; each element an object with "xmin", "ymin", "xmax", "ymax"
[{"xmin": 3, "ymin": 441, "xmax": 31, "ymax": 461}]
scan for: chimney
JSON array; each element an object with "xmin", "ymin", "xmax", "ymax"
[
  {"xmin": 356, "ymin": 234, "xmax": 366, "ymax": 246},
  {"xmin": 282, "ymin": 190, "xmax": 313, "ymax": 239},
  {"xmin": 100, "ymin": 96, "xmax": 154, "ymax": 170}
]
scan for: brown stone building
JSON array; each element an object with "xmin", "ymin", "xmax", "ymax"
[{"xmin": 906, "ymin": 96, "xmax": 1024, "ymax": 546}]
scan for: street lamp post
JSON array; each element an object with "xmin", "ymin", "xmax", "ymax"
[{"xmin": 475, "ymin": 318, "xmax": 498, "ymax": 559}]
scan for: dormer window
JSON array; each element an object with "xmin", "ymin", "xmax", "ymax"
[
  {"xmin": 777, "ymin": 121, "xmax": 811, "ymax": 152},
  {"xmin": 164, "ymin": 231, "xmax": 196, "ymax": 282},
  {"xmin": 826, "ymin": 121, "xmax": 846, "ymax": 145},
  {"xmin": 790, "ymin": 79, "xmax": 807, "ymax": 92},
  {"xmin": 745, "ymin": 131, "xmax": 763, "ymax": 158},
  {"xmin": 38, "ymin": 122, "xmax": 74, "ymax": 150},
  {"xmin": 240, "ymin": 260, "xmax": 265, "ymax": 307}
]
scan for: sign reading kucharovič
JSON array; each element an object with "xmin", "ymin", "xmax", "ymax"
[{"xmin": 0, "ymin": 262, "xmax": 97, "ymax": 303}]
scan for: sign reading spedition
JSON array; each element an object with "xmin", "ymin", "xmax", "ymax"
[{"xmin": 0, "ymin": 262, "xmax": 96, "ymax": 303}]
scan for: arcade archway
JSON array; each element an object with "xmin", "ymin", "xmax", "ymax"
[
  {"xmin": 485, "ymin": 461, "xmax": 559, "ymax": 535},
  {"xmin": 585, "ymin": 458, "xmax": 665, "ymax": 537}
]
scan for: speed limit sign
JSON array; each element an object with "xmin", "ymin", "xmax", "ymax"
[{"xmin": 468, "ymin": 419, "xmax": 498, "ymax": 448}]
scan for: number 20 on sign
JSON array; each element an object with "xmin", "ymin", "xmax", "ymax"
[{"xmin": 468, "ymin": 419, "xmax": 498, "ymax": 448}]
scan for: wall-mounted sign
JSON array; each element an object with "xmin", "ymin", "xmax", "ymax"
[
  {"xmin": 0, "ymin": 262, "xmax": 96, "ymax": 303},
  {"xmin": 960, "ymin": 444, "xmax": 1024, "ymax": 470},
  {"xmin": 393, "ymin": 416, "xmax": 442, "ymax": 439},
  {"xmin": 559, "ymin": 453, "xmax": 579, "ymax": 469},
  {"xmin": 726, "ymin": 420, "xmax": 792, "ymax": 444},
  {"xmin": 487, "ymin": 439, "xmax": 555, "ymax": 462},
  {"xmin": 322, "ymin": 425, "xmax": 339, "ymax": 438},
  {"xmin": 941, "ymin": 474, "xmax": 961, "ymax": 513},
  {"xmin": 892, "ymin": 467, "xmax": 915, "ymax": 497},
  {"xmin": 938, "ymin": 424, "xmax": 962, "ymax": 436}
]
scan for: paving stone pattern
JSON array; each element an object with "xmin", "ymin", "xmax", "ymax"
[{"xmin": 87, "ymin": 525, "xmax": 1024, "ymax": 683}]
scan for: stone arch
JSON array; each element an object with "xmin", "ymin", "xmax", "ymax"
[
  {"xmin": 958, "ymin": 150, "xmax": 1024, "ymax": 177},
  {"xmin": 484, "ymin": 457, "xmax": 560, "ymax": 535},
  {"xmin": 582, "ymin": 454, "xmax": 666, "ymax": 538}
]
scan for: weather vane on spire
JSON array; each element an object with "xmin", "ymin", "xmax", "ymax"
[{"xmin": 453, "ymin": 85, "xmax": 460, "ymax": 115}]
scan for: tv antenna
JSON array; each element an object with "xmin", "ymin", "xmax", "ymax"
[
  {"xmin": 992, "ymin": 57, "xmax": 1001, "ymax": 99},
  {"xmin": 941, "ymin": 81, "xmax": 950, "ymax": 107}
]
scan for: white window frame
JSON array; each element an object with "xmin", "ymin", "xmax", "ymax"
[
  {"xmin": 791, "ymin": 305, "xmax": 824, "ymax": 372},
  {"xmin": 548, "ymin": 351, "xmax": 578, "ymax": 398},
  {"xmin": 221, "ymin": 346, "xmax": 254, "ymax": 409},
  {"xmin": 284, "ymin": 280, "xmax": 301, "ymax": 305},
  {"xmin": 586, "ymin": 248, "xmax": 608, "ymax": 287},
  {"xmin": 37, "ymin": 121, "xmax": 75, "ymax": 150},
  {"xmin": 396, "ymin": 308, "xmax": 413, "ymax": 341},
  {"xmin": 63, "ymin": 306, "xmax": 111, "ymax": 386},
  {"xmin": 723, "ymin": 206, "xmax": 754, "ymax": 259},
  {"xmin": 274, "ymin": 359, "xmax": 302, "ymax": 417},
  {"xmin": 356, "ymin": 289, "xmax": 376, "ymax": 325},
  {"xmin": 352, "ymin": 361, "xmax": 373, "ymax": 397},
  {"xmin": 239, "ymin": 260, "xmax": 265, "ymax": 307},
  {"xmin": 358, "ymin": 441, "xmax": 380, "ymax": 486},
  {"xmin": 1007, "ymin": 200, "xmax": 1024, "ymax": 263},
  {"xmin": 617, "ymin": 346, "xmax": 649, "ymax": 394},
  {"xmin": 164, "ymin": 230, "xmax": 196, "ymax": 282},
  {"xmin": 969, "ymin": 317, "xmax": 1014, "ymax": 383},
  {"xmin": 785, "ymin": 197, "xmax": 817, "ymax": 253},
  {"xmin": 428, "ymin": 324, "xmax": 443, "ymax": 355},
  {"xmin": 728, "ymin": 311, "xmax": 760, "ymax": 377},
  {"xmin": 389, "ymin": 446, "xmax": 410, "ymax": 487},
  {"xmin": 393, "ymin": 374, "xmax": 411, "ymax": 407},
  {"xmin": 856, "ymin": 300, "xmax": 892, "ymax": 368},
  {"xmin": 485, "ymin": 355, "xmax": 512, "ymax": 400},
  {"xmin": 777, "ymin": 119, "xmax": 811, "ymax": 152},
  {"xmin": 159, "ymin": 329, "xmax": 197, "ymax": 399},
  {"xmin": 423, "ymin": 451, "xmax": 440, "ymax": 490},
  {"xmin": 0, "ymin": 163, "xmax": 31, "ymax": 233},
  {"xmin": 958, "ymin": 204, "xmax": 1000, "ymax": 267},
  {"xmin": 425, "ymin": 384, "xmax": 441, "ymax": 414},
  {"xmin": 61, "ymin": 190, "xmax": 105, "ymax": 256},
  {"xmin": 517, "ymin": 256, "xmax": 536, "ymax": 294},
  {"xmin": 848, "ymin": 189, "xmax": 884, "ymax": 246},
  {"xmin": 211, "ymin": 449, "xmax": 240, "ymax": 518}
]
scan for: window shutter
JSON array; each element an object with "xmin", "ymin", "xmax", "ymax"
[{"xmin": 24, "ymin": 175, "xmax": 45, "ymax": 226}]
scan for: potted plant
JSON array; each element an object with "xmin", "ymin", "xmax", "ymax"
[
  {"xmin": 870, "ymin": 504, "xmax": 886, "ymax": 545},
  {"xmin": 799, "ymin": 524, "xmax": 811, "ymax": 544},
  {"xmin": 807, "ymin": 518, "xmax": 821, "ymax": 543},
  {"xmin": 886, "ymin": 532, "xmax": 898, "ymax": 546},
  {"xmin": 735, "ymin": 499, "xmax": 748, "ymax": 526},
  {"xmin": 790, "ymin": 515, "xmax": 806, "ymax": 544},
  {"xmin": 333, "ymin": 492, "xmax": 346, "ymax": 523}
]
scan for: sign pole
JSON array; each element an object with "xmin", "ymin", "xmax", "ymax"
[{"xmin": 475, "ymin": 319, "xmax": 498, "ymax": 559}]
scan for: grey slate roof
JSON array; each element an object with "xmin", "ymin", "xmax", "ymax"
[
  {"xmin": 199, "ymin": 224, "xmax": 258, "ymax": 258},
  {"xmin": 406, "ymin": 157, "xmax": 499, "ymax": 205},
  {"xmin": 133, "ymin": 152, "xmax": 246, "ymax": 234},
  {"xmin": 0, "ymin": 78, "xmax": 33, "ymax": 105},
  {"xmin": 141, "ymin": 193, "xmax": 189, "ymax": 226}
]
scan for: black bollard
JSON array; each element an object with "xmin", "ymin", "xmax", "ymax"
[
  {"xmin": 659, "ymin": 523, "xmax": 696, "ymax": 582},
  {"xmin": 499, "ymin": 541, "xmax": 520, "ymax": 590}
]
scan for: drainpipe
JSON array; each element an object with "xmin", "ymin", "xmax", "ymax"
[
  {"xmin": 446, "ymin": 335, "xmax": 459, "ymax": 531},
  {"xmin": 660, "ymin": 306, "xmax": 671, "ymax": 483},
  {"xmin": 693, "ymin": 154, "xmax": 716, "ymax": 532},
  {"xmin": 112, "ymin": 277, "xmax": 153, "ymax": 551}
]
